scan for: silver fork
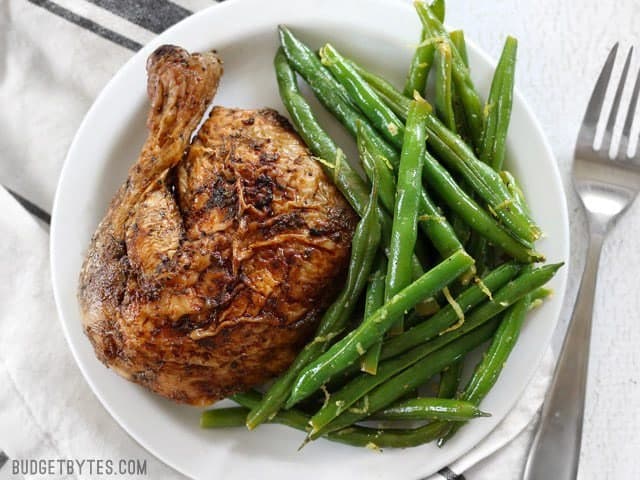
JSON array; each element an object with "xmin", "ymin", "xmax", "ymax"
[{"xmin": 523, "ymin": 44, "xmax": 640, "ymax": 479}]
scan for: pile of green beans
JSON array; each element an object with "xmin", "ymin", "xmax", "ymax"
[
  {"xmin": 415, "ymin": 1, "xmax": 484, "ymax": 150},
  {"xmin": 306, "ymin": 263, "xmax": 561, "ymax": 438},
  {"xmin": 201, "ymin": 0, "xmax": 565, "ymax": 451}
]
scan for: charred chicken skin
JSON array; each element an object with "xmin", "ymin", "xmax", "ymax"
[{"xmin": 78, "ymin": 45, "xmax": 357, "ymax": 405}]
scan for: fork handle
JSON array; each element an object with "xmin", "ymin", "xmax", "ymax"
[{"xmin": 523, "ymin": 231, "xmax": 605, "ymax": 480}]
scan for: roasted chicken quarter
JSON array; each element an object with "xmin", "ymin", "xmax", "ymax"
[{"xmin": 78, "ymin": 45, "xmax": 357, "ymax": 405}]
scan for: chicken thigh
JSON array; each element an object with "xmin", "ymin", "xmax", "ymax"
[{"xmin": 78, "ymin": 45, "xmax": 356, "ymax": 405}]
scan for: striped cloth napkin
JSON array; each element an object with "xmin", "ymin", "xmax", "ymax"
[{"xmin": 0, "ymin": 1, "xmax": 555, "ymax": 478}]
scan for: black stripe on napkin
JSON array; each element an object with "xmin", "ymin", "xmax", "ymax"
[
  {"xmin": 27, "ymin": 0, "xmax": 142, "ymax": 51},
  {"xmin": 6, "ymin": 188, "xmax": 52, "ymax": 225},
  {"xmin": 437, "ymin": 466, "xmax": 466, "ymax": 480},
  {"xmin": 15, "ymin": 0, "xmax": 221, "ymax": 224},
  {"xmin": 86, "ymin": 0, "xmax": 191, "ymax": 34}
]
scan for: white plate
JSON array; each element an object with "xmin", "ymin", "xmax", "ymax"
[{"xmin": 50, "ymin": 0, "xmax": 569, "ymax": 478}]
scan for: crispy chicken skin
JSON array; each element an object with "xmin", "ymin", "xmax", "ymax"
[{"xmin": 78, "ymin": 45, "xmax": 357, "ymax": 405}]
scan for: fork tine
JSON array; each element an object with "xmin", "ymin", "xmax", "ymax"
[
  {"xmin": 601, "ymin": 47, "xmax": 633, "ymax": 155},
  {"xmin": 619, "ymin": 59, "xmax": 640, "ymax": 162},
  {"xmin": 577, "ymin": 43, "xmax": 619, "ymax": 149}
]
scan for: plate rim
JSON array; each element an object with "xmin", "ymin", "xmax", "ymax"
[{"xmin": 50, "ymin": 0, "xmax": 570, "ymax": 478}]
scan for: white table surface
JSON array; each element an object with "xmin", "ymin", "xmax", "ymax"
[{"xmin": 2, "ymin": 0, "xmax": 639, "ymax": 478}]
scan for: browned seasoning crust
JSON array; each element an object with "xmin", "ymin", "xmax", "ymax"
[{"xmin": 78, "ymin": 45, "xmax": 357, "ymax": 405}]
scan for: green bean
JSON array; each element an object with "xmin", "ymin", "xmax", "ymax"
[
  {"xmin": 234, "ymin": 380, "xmax": 489, "ymax": 450},
  {"xmin": 480, "ymin": 37, "xmax": 517, "ymax": 171},
  {"xmin": 347, "ymin": 60, "xmax": 411, "ymax": 119},
  {"xmin": 501, "ymin": 170, "xmax": 530, "ymax": 215},
  {"xmin": 362, "ymin": 343, "xmax": 382, "ymax": 377},
  {"xmin": 451, "ymin": 214, "xmax": 471, "ymax": 246},
  {"xmin": 449, "ymin": 28, "xmax": 493, "ymax": 277},
  {"xmin": 417, "ymin": 188, "xmax": 468, "ymax": 260},
  {"xmin": 357, "ymin": 137, "xmax": 430, "ymax": 283},
  {"xmin": 306, "ymin": 262, "xmax": 520, "ymax": 436},
  {"xmin": 415, "ymin": 1, "xmax": 484, "ymax": 150},
  {"xmin": 433, "ymin": 40, "xmax": 457, "ymax": 132},
  {"xmin": 404, "ymin": 28, "xmax": 431, "ymax": 97},
  {"xmin": 368, "ymin": 79, "xmax": 411, "ymax": 122},
  {"xmin": 360, "ymin": 254, "xmax": 387, "ymax": 374},
  {"xmin": 405, "ymin": 308, "xmax": 434, "ymax": 330},
  {"xmin": 327, "ymin": 420, "xmax": 448, "ymax": 448},
  {"xmin": 432, "ymin": 38, "xmax": 476, "ymax": 269},
  {"xmin": 245, "ymin": 156, "xmax": 381, "ymax": 429},
  {"xmin": 421, "ymin": 151, "xmax": 544, "ymax": 263},
  {"xmin": 285, "ymin": 250, "xmax": 474, "ymax": 408},
  {"xmin": 235, "ymin": 390, "xmax": 452, "ymax": 449},
  {"xmin": 279, "ymin": 27, "xmax": 400, "ymax": 166},
  {"xmin": 448, "ymin": 30, "xmax": 474, "ymax": 146},
  {"xmin": 449, "ymin": 30, "xmax": 469, "ymax": 67},
  {"xmin": 385, "ymin": 99, "xmax": 430, "ymax": 335},
  {"xmin": 497, "ymin": 170, "xmax": 530, "ymax": 273},
  {"xmin": 403, "ymin": 0, "xmax": 445, "ymax": 97},
  {"xmin": 320, "ymin": 43, "xmax": 405, "ymax": 149},
  {"xmin": 530, "ymin": 287, "xmax": 552, "ymax": 304},
  {"xmin": 412, "ymin": 235, "xmax": 434, "ymax": 273},
  {"xmin": 430, "ymin": 0, "xmax": 446, "ymax": 22},
  {"xmin": 434, "ymin": 29, "xmax": 475, "ymax": 253},
  {"xmin": 358, "ymin": 130, "xmax": 434, "ymax": 292},
  {"xmin": 319, "ymin": 42, "xmax": 409, "ymax": 160},
  {"xmin": 237, "ymin": 391, "xmax": 315, "ymax": 431},
  {"xmin": 372, "ymin": 397, "xmax": 490, "ymax": 422},
  {"xmin": 467, "ymin": 231, "xmax": 489, "ymax": 276},
  {"xmin": 201, "ymin": 407, "xmax": 249, "ymax": 428},
  {"xmin": 358, "ymin": 125, "xmax": 396, "ymax": 214},
  {"xmin": 464, "ymin": 216, "xmax": 488, "ymax": 278},
  {"xmin": 310, "ymin": 319, "xmax": 500, "ymax": 438},
  {"xmin": 438, "ymin": 359, "xmax": 464, "ymax": 399},
  {"xmin": 239, "ymin": 36, "xmax": 557, "ymax": 449},
  {"xmin": 414, "ymin": 295, "xmax": 442, "ymax": 317},
  {"xmin": 411, "ymin": 252, "xmax": 427, "ymax": 283},
  {"xmin": 438, "ymin": 294, "xmax": 532, "ymax": 445},
  {"xmin": 451, "ymin": 98, "xmax": 473, "ymax": 148},
  {"xmin": 381, "ymin": 262, "xmax": 562, "ymax": 360},
  {"xmin": 466, "ymin": 295, "xmax": 532, "ymax": 404}
]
